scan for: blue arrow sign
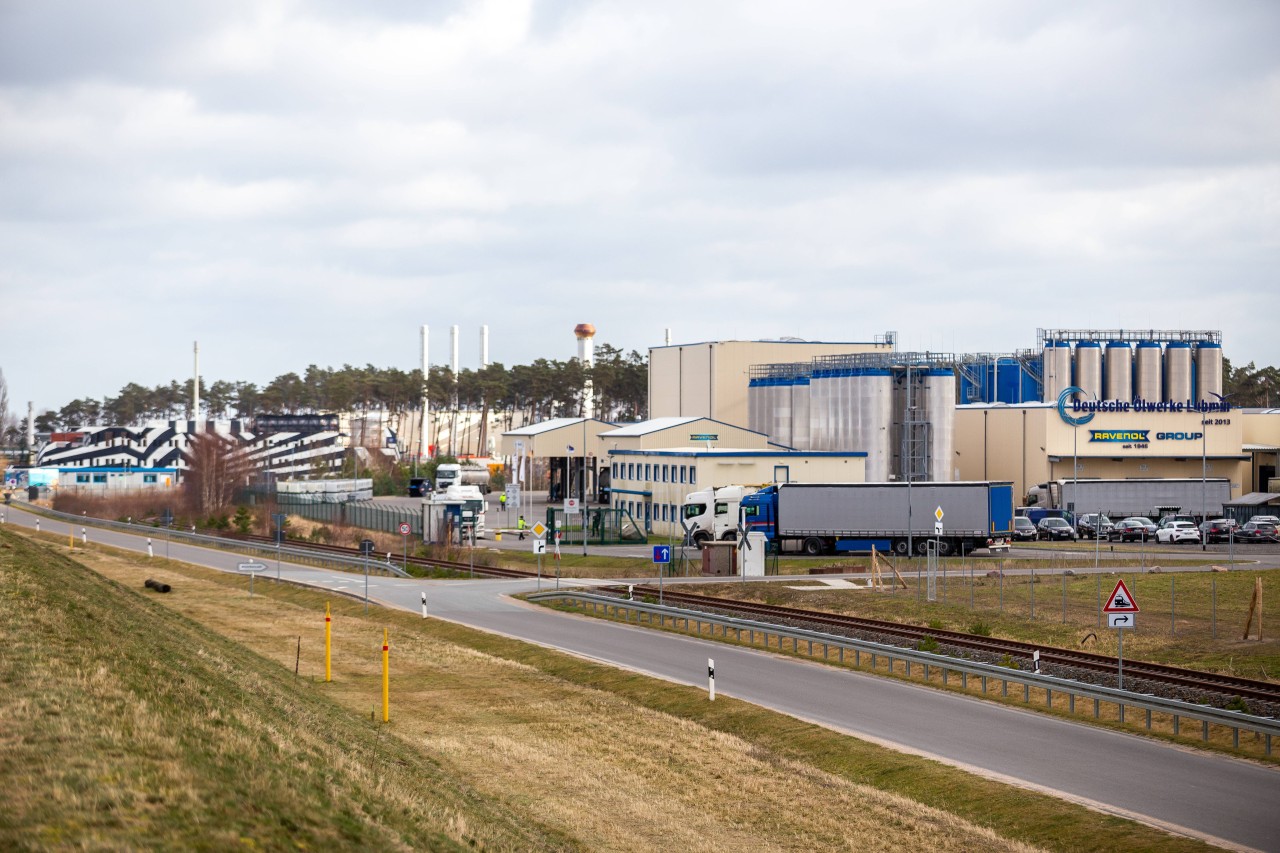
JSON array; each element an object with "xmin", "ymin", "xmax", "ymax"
[{"xmin": 652, "ymin": 545, "xmax": 671, "ymax": 564}]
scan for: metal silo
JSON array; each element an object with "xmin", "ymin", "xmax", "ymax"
[
  {"xmin": 1105, "ymin": 341, "xmax": 1132, "ymax": 402},
  {"xmin": 1042, "ymin": 341, "xmax": 1070, "ymax": 401},
  {"xmin": 851, "ymin": 368, "xmax": 893, "ymax": 480},
  {"xmin": 1196, "ymin": 342, "xmax": 1223, "ymax": 403},
  {"xmin": 1164, "ymin": 341, "xmax": 1192, "ymax": 403},
  {"xmin": 791, "ymin": 375, "xmax": 811, "ymax": 450},
  {"xmin": 808, "ymin": 369, "xmax": 833, "ymax": 451},
  {"xmin": 923, "ymin": 368, "xmax": 956, "ymax": 481},
  {"xmin": 772, "ymin": 378, "xmax": 793, "ymax": 447},
  {"xmin": 748, "ymin": 377, "xmax": 767, "ymax": 437},
  {"xmin": 1074, "ymin": 341, "xmax": 1102, "ymax": 401},
  {"xmin": 1134, "ymin": 341, "xmax": 1162, "ymax": 404}
]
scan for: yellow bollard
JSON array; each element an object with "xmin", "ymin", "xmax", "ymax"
[
  {"xmin": 381, "ymin": 628, "xmax": 390, "ymax": 723},
  {"xmin": 324, "ymin": 602, "xmax": 332, "ymax": 683}
]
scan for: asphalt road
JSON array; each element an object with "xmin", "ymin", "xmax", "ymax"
[{"xmin": 5, "ymin": 504, "xmax": 1280, "ymax": 852}]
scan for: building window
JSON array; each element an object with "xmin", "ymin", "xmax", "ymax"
[
  {"xmin": 644, "ymin": 463, "xmax": 651, "ymax": 481},
  {"xmin": 611, "ymin": 462, "xmax": 617, "ymax": 478},
  {"xmin": 690, "ymin": 466, "xmax": 696, "ymax": 485},
  {"xmin": 76, "ymin": 474, "xmax": 90, "ymax": 484},
  {"xmin": 661, "ymin": 464, "xmax": 668, "ymax": 482},
  {"xmin": 143, "ymin": 474, "xmax": 157, "ymax": 484},
  {"xmin": 628, "ymin": 463, "xmax": 635, "ymax": 480},
  {"xmin": 92, "ymin": 474, "xmax": 107, "ymax": 484},
  {"xmin": 680, "ymin": 466, "xmax": 686, "ymax": 484}
]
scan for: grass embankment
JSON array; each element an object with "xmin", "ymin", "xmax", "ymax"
[
  {"xmin": 695, "ymin": 568, "xmax": 1280, "ymax": 679},
  {"xmin": 2, "ymin": 529, "xmax": 1215, "ymax": 852}
]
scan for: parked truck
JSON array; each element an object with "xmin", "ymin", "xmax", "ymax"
[
  {"xmin": 434, "ymin": 462, "xmax": 491, "ymax": 494},
  {"xmin": 1025, "ymin": 478, "xmax": 1231, "ymax": 522},
  {"xmin": 741, "ymin": 481, "xmax": 1015, "ymax": 556},
  {"xmin": 681, "ymin": 485, "xmax": 754, "ymax": 545}
]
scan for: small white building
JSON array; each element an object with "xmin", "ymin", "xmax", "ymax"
[{"xmin": 57, "ymin": 467, "xmax": 180, "ymax": 492}]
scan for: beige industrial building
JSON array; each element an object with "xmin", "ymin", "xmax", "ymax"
[
  {"xmin": 954, "ymin": 404, "xmax": 1280, "ymax": 505},
  {"xmin": 648, "ymin": 337, "xmax": 893, "ymax": 426}
]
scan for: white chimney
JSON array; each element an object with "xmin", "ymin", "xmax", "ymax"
[
  {"xmin": 574, "ymin": 323, "xmax": 596, "ymax": 419},
  {"xmin": 192, "ymin": 341, "xmax": 200, "ymax": 427},
  {"xmin": 664, "ymin": 327, "xmax": 672, "ymax": 346},
  {"xmin": 480, "ymin": 324, "xmax": 489, "ymax": 368},
  {"xmin": 450, "ymin": 325, "xmax": 460, "ymax": 375}
]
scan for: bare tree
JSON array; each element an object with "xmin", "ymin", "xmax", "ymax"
[
  {"xmin": 184, "ymin": 433, "xmax": 252, "ymax": 518},
  {"xmin": 0, "ymin": 368, "xmax": 12, "ymax": 444}
]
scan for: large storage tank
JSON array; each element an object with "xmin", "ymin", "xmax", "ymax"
[
  {"xmin": 850, "ymin": 369, "xmax": 893, "ymax": 481},
  {"xmin": 1164, "ymin": 341, "xmax": 1192, "ymax": 403},
  {"xmin": 748, "ymin": 377, "xmax": 769, "ymax": 438},
  {"xmin": 1104, "ymin": 342, "xmax": 1132, "ymax": 402},
  {"xmin": 1196, "ymin": 342, "xmax": 1223, "ymax": 403},
  {"xmin": 1074, "ymin": 341, "xmax": 1102, "ymax": 401},
  {"xmin": 770, "ymin": 378, "xmax": 793, "ymax": 447},
  {"xmin": 1134, "ymin": 341, "xmax": 1162, "ymax": 403},
  {"xmin": 923, "ymin": 369, "xmax": 955, "ymax": 481},
  {"xmin": 807, "ymin": 369, "xmax": 833, "ymax": 451},
  {"xmin": 791, "ymin": 376, "xmax": 811, "ymax": 449},
  {"xmin": 1042, "ymin": 341, "xmax": 1071, "ymax": 401}
]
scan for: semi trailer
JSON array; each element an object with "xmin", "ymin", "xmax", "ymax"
[
  {"xmin": 681, "ymin": 485, "xmax": 754, "ymax": 545},
  {"xmin": 742, "ymin": 481, "xmax": 1015, "ymax": 556},
  {"xmin": 1025, "ymin": 478, "xmax": 1231, "ymax": 521},
  {"xmin": 434, "ymin": 462, "xmax": 492, "ymax": 494}
]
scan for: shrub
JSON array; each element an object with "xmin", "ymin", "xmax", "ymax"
[
  {"xmin": 927, "ymin": 618, "xmax": 945, "ymax": 630},
  {"xmin": 968, "ymin": 620, "xmax": 993, "ymax": 637},
  {"xmin": 1226, "ymin": 696, "xmax": 1250, "ymax": 714},
  {"xmin": 232, "ymin": 506, "xmax": 253, "ymax": 535},
  {"xmin": 917, "ymin": 635, "xmax": 940, "ymax": 653}
]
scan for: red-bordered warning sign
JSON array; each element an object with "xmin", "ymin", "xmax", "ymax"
[{"xmin": 1103, "ymin": 579, "xmax": 1140, "ymax": 613}]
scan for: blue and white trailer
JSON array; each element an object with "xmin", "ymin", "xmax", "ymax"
[{"xmin": 742, "ymin": 481, "xmax": 1015, "ymax": 557}]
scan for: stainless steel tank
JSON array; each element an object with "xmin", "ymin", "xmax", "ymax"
[
  {"xmin": 923, "ymin": 369, "xmax": 956, "ymax": 481},
  {"xmin": 748, "ymin": 378, "xmax": 767, "ymax": 437},
  {"xmin": 791, "ymin": 376, "xmax": 811, "ymax": 450},
  {"xmin": 1041, "ymin": 341, "xmax": 1070, "ymax": 401},
  {"xmin": 1196, "ymin": 342, "xmax": 1223, "ymax": 403},
  {"xmin": 770, "ymin": 378, "xmax": 792, "ymax": 447},
  {"xmin": 1104, "ymin": 341, "xmax": 1132, "ymax": 402},
  {"xmin": 850, "ymin": 369, "xmax": 892, "ymax": 481},
  {"xmin": 1164, "ymin": 341, "xmax": 1192, "ymax": 403},
  {"xmin": 1134, "ymin": 341, "xmax": 1162, "ymax": 403},
  {"xmin": 808, "ymin": 370, "xmax": 833, "ymax": 451},
  {"xmin": 1074, "ymin": 341, "xmax": 1102, "ymax": 401}
]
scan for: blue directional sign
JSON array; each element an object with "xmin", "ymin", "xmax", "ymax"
[{"xmin": 652, "ymin": 545, "xmax": 671, "ymax": 564}]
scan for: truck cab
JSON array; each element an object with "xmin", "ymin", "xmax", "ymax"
[{"xmin": 681, "ymin": 485, "xmax": 750, "ymax": 545}]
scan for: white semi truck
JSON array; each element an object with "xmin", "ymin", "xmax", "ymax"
[
  {"xmin": 681, "ymin": 485, "xmax": 754, "ymax": 545},
  {"xmin": 434, "ymin": 462, "xmax": 492, "ymax": 494}
]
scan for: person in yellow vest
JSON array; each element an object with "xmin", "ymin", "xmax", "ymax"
[{"xmin": 517, "ymin": 515, "xmax": 527, "ymax": 540}]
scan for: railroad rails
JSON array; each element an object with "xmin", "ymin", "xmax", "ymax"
[
  {"xmin": 229, "ymin": 533, "xmax": 537, "ymax": 580},
  {"xmin": 613, "ymin": 586, "xmax": 1280, "ymax": 706}
]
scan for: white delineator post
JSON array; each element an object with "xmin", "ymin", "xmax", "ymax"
[
  {"xmin": 147, "ymin": 538, "xmax": 153, "ymax": 559},
  {"xmin": 708, "ymin": 658, "xmax": 716, "ymax": 701},
  {"xmin": 421, "ymin": 591, "xmax": 428, "ymax": 619}
]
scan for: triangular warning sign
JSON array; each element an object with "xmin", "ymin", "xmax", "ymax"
[{"xmin": 1103, "ymin": 579, "xmax": 1140, "ymax": 613}]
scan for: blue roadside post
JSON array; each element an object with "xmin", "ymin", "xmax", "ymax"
[{"xmin": 652, "ymin": 544, "xmax": 671, "ymax": 605}]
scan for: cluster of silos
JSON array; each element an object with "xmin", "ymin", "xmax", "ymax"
[
  {"xmin": 1040, "ymin": 336, "xmax": 1222, "ymax": 404},
  {"xmin": 747, "ymin": 365, "xmax": 811, "ymax": 450},
  {"xmin": 749, "ymin": 354, "xmax": 955, "ymax": 482},
  {"xmin": 806, "ymin": 364, "xmax": 893, "ymax": 480}
]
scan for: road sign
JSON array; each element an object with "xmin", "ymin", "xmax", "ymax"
[
  {"xmin": 1103, "ymin": 579, "xmax": 1140, "ymax": 613},
  {"xmin": 531, "ymin": 521, "xmax": 547, "ymax": 538},
  {"xmin": 533, "ymin": 539, "xmax": 547, "ymax": 554},
  {"xmin": 934, "ymin": 506, "xmax": 944, "ymax": 522},
  {"xmin": 934, "ymin": 520, "xmax": 943, "ymax": 535},
  {"xmin": 237, "ymin": 562, "xmax": 267, "ymax": 573},
  {"xmin": 653, "ymin": 545, "xmax": 671, "ymax": 564},
  {"xmin": 398, "ymin": 521, "xmax": 412, "ymax": 536},
  {"xmin": 564, "ymin": 497, "xmax": 580, "ymax": 514},
  {"xmin": 359, "ymin": 538, "xmax": 376, "ymax": 555},
  {"xmin": 1108, "ymin": 613, "xmax": 1136, "ymax": 628}
]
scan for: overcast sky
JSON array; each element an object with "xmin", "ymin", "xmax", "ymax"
[{"xmin": 2, "ymin": 0, "xmax": 1277, "ymax": 416}]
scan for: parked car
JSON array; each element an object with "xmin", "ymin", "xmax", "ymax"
[
  {"xmin": 1076, "ymin": 513, "xmax": 1114, "ymax": 539},
  {"xmin": 1111, "ymin": 517, "xmax": 1157, "ymax": 542},
  {"xmin": 1037, "ymin": 517, "xmax": 1078, "ymax": 541},
  {"xmin": 1199, "ymin": 519, "xmax": 1237, "ymax": 543},
  {"xmin": 1234, "ymin": 521, "xmax": 1280, "ymax": 544},
  {"xmin": 1012, "ymin": 516, "xmax": 1038, "ymax": 542},
  {"xmin": 1156, "ymin": 521, "xmax": 1201, "ymax": 545},
  {"xmin": 1247, "ymin": 514, "xmax": 1280, "ymax": 527},
  {"xmin": 1157, "ymin": 514, "xmax": 1198, "ymax": 529}
]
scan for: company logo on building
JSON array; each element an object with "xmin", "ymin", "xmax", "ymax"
[
  {"xmin": 1056, "ymin": 387, "xmax": 1094, "ymax": 427},
  {"xmin": 1090, "ymin": 430, "xmax": 1149, "ymax": 443}
]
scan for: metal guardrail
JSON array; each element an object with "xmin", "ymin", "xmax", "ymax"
[
  {"xmin": 16, "ymin": 504, "xmax": 412, "ymax": 579},
  {"xmin": 529, "ymin": 590, "xmax": 1279, "ymax": 755}
]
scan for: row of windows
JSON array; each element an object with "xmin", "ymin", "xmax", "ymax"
[
  {"xmin": 611, "ymin": 461, "xmax": 697, "ymax": 486},
  {"xmin": 74, "ymin": 473, "xmax": 159, "ymax": 484},
  {"xmin": 610, "ymin": 498, "xmax": 682, "ymax": 528}
]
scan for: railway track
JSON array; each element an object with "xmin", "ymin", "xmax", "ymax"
[{"xmin": 614, "ymin": 586, "xmax": 1280, "ymax": 706}]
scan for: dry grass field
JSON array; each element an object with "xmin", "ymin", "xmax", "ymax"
[{"xmin": 1, "ymin": 527, "xmax": 1215, "ymax": 851}]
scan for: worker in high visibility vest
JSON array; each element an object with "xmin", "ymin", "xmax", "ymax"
[{"xmin": 517, "ymin": 515, "xmax": 527, "ymax": 540}]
